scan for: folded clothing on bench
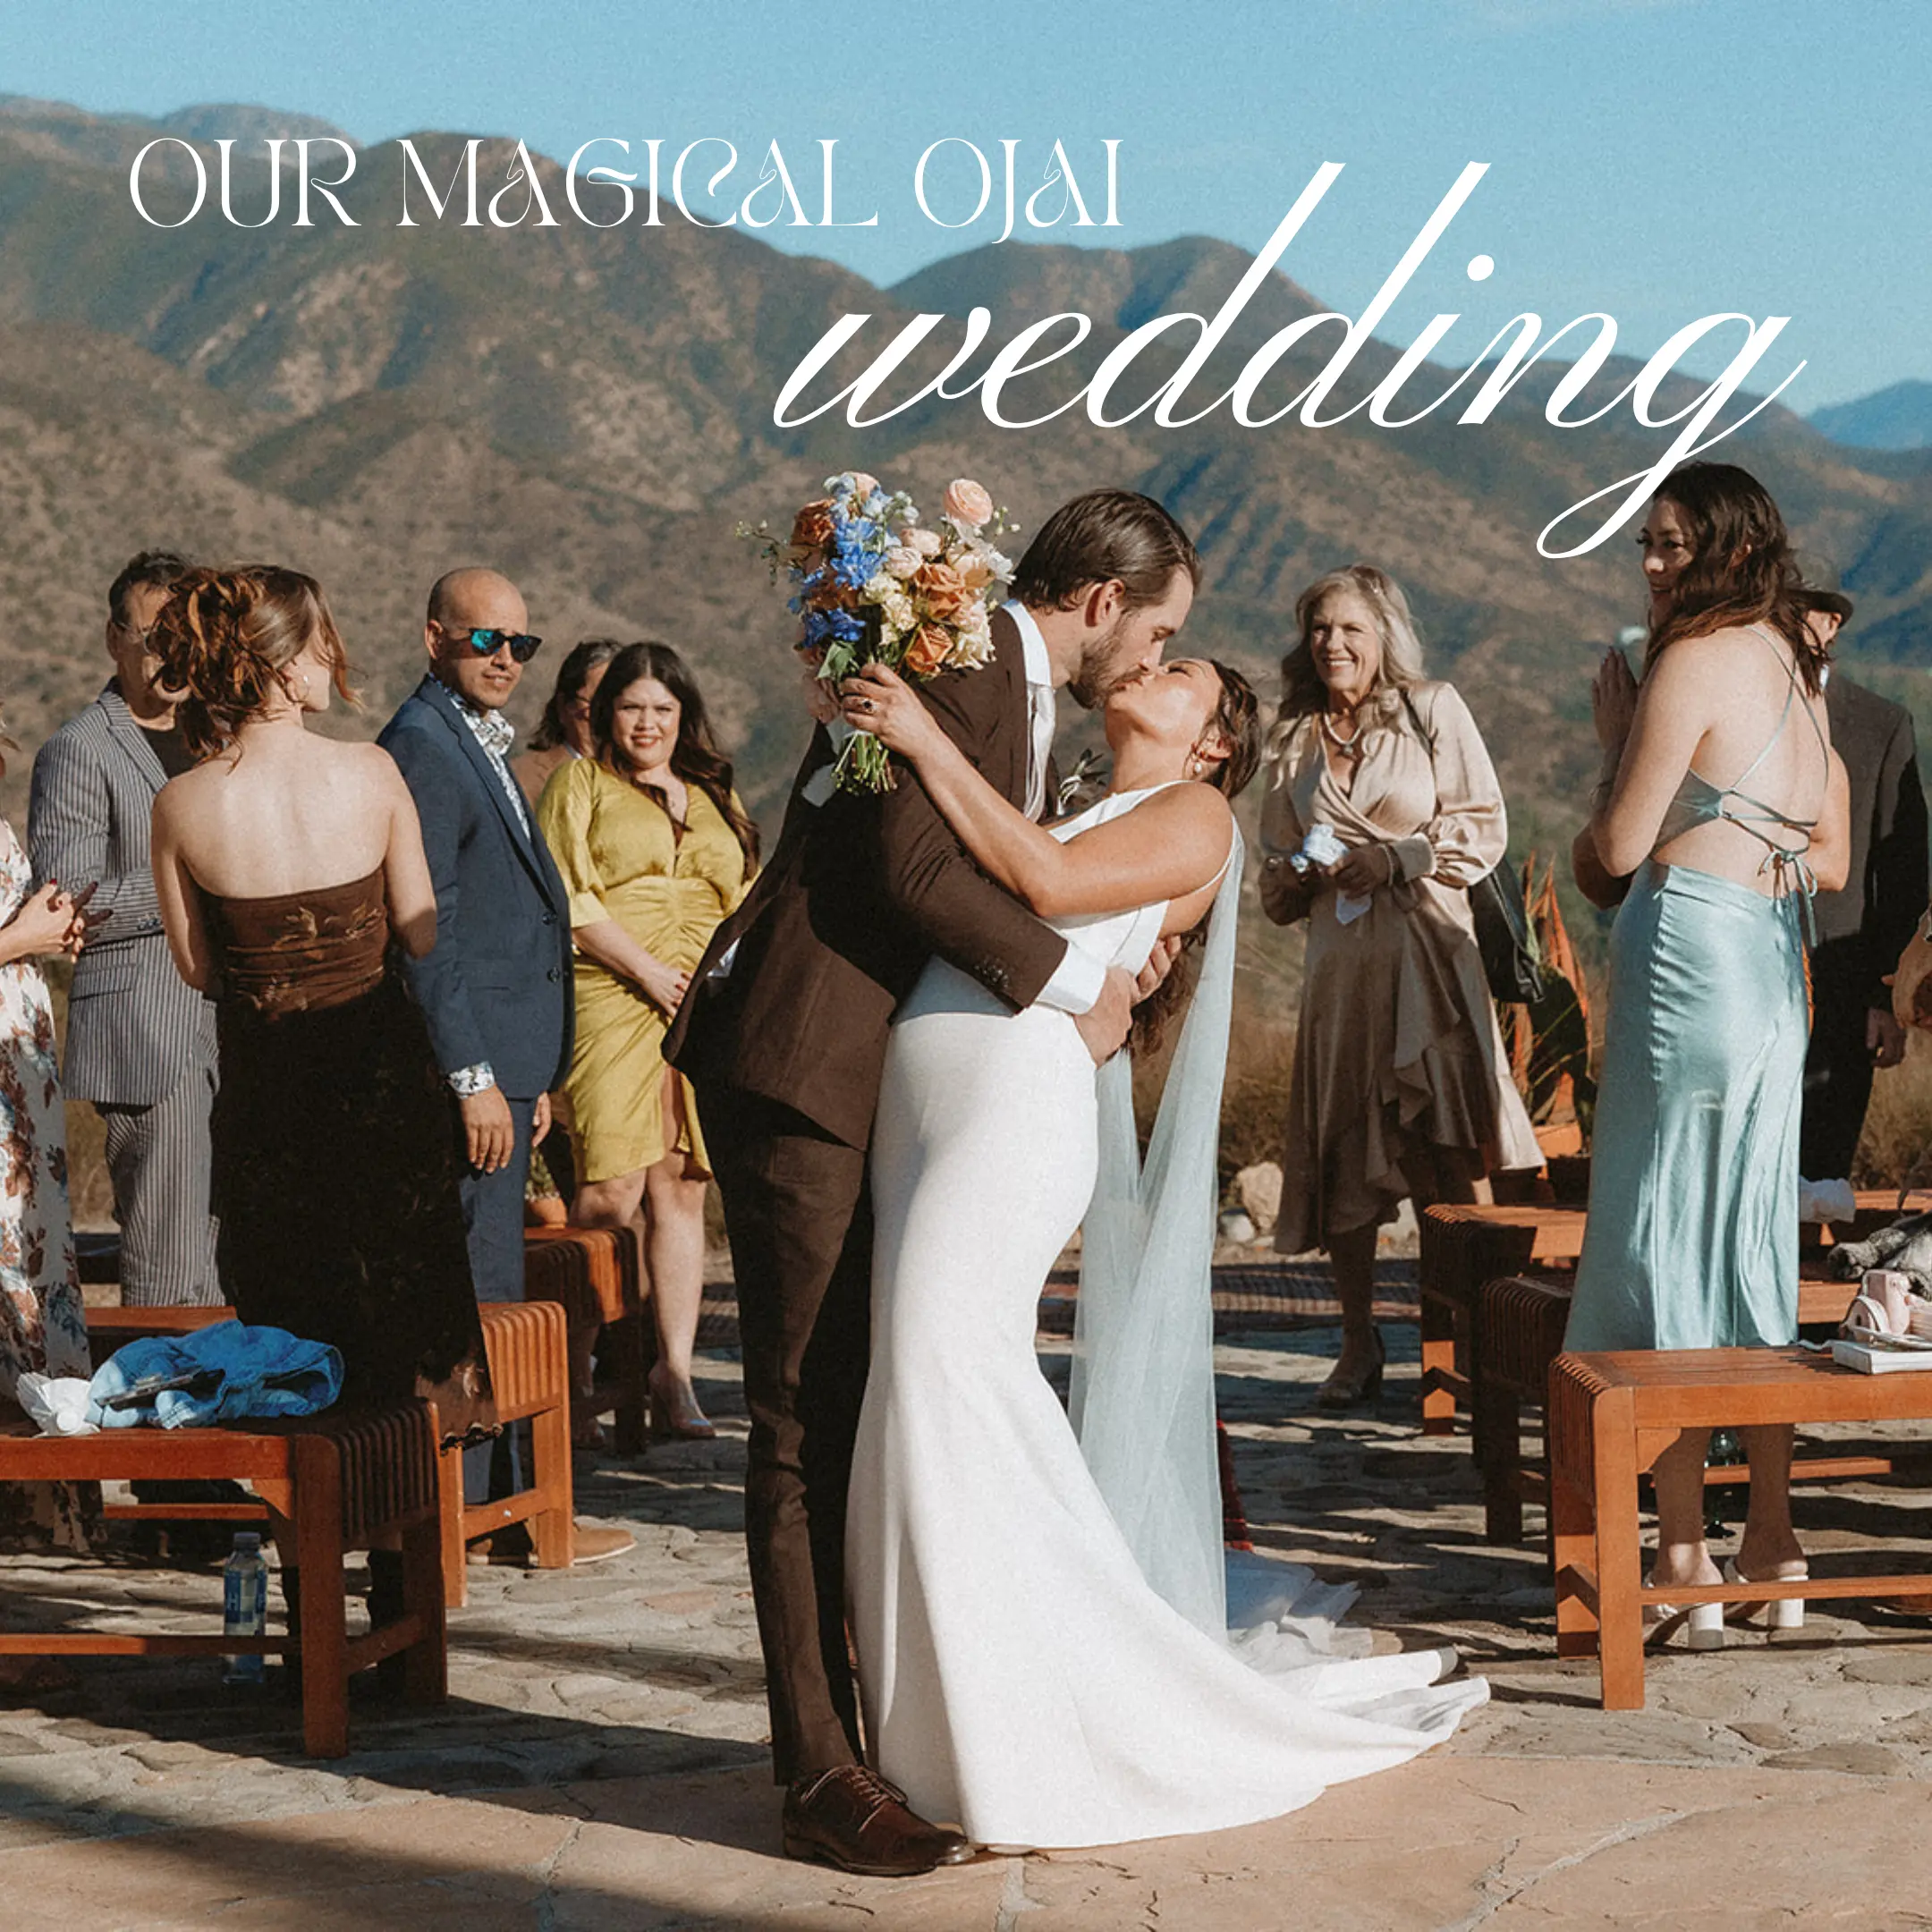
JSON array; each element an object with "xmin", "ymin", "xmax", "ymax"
[{"xmin": 86, "ymin": 1322, "xmax": 343, "ymax": 1430}]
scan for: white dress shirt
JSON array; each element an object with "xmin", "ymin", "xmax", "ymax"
[{"xmin": 1002, "ymin": 602, "xmax": 1105, "ymax": 1017}]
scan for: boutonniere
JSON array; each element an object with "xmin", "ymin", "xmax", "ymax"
[{"xmin": 1055, "ymin": 750, "xmax": 1107, "ymax": 816}]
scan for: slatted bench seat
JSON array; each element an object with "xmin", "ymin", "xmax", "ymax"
[
  {"xmin": 522, "ymin": 1226, "xmax": 650, "ymax": 1453},
  {"xmin": 1477, "ymin": 1272, "xmax": 1870, "ymax": 1549},
  {"xmin": 1419, "ymin": 1203, "xmax": 1586, "ymax": 1436},
  {"xmin": 0, "ymin": 1402, "xmax": 444, "ymax": 1756},
  {"xmin": 85, "ymin": 1302, "xmax": 575, "ymax": 1610},
  {"xmin": 1420, "ymin": 1191, "xmax": 1928, "ymax": 1439},
  {"xmin": 1551, "ymin": 1344, "xmax": 1932, "ymax": 1709}
]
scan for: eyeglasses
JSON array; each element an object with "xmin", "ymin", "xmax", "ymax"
[{"xmin": 444, "ymin": 626, "xmax": 543, "ymax": 663}]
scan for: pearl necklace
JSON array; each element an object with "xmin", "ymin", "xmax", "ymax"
[{"xmin": 1320, "ymin": 709, "xmax": 1364, "ymax": 752}]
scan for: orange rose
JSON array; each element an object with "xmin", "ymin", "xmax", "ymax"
[
  {"xmin": 911, "ymin": 559, "xmax": 968, "ymax": 621},
  {"xmin": 902, "ymin": 623, "xmax": 953, "ymax": 677},
  {"xmin": 792, "ymin": 500, "xmax": 835, "ymax": 547}
]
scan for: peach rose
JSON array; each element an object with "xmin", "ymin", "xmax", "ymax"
[
  {"xmin": 911, "ymin": 559, "xmax": 968, "ymax": 621},
  {"xmin": 903, "ymin": 623, "xmax": 953, "ymax": 677},
  {"xmin": 792, "ymin": 500, "xmax": 835, "ymax": 547},
  {"xmin": 943, "ymin": 478, "xmax": 994, "ymax": 529},
  {"xmin": 909, "ymin": 526, "xmax": 944, "ymax": 557},
  {"xmin": 957, "ymin": 555, "xmax": 993, "ymax": 593},
  {"xmin": 850, "ymin": 471, "xmax": 881, "ymax": 498}
]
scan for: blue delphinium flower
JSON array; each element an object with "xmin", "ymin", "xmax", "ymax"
[{"xmin": 802, "ymin": 606, "xmax": 866, "ymax": 649}]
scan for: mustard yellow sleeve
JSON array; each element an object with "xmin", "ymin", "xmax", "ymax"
[
  {"xmin": 723, "ymin": 789, "xmax": 758, "ymax": 914},
  {"xmin": 536, "ymin": 760, "xmax": 617, "ymax": 928}
]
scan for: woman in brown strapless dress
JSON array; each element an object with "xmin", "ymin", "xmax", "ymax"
[
  {"xmin": 206, "ymin": 871, "xmax": 494, "ymax": 1442},
  {"xmin": 145, "ymin": 564, "xmax": 495, "ymax": 1451}
]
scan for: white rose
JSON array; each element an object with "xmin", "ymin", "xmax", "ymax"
[
  {"xmin": 861, "ymin": 572, "xmax": 895, "ymax": 605},
  {"xmin": 885, "ymin": 546, "xmax": 921, "ymax": 580},
  {"xmin": 911, "ymin": 527, "xmax": 944, "ymax": 557}
]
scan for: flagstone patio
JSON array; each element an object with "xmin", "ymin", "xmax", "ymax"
[{"xmin": 5, "ymin": 1310, "xmax": 1932, "ymax": 1928}]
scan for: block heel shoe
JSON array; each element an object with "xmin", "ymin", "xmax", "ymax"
[
  {"xmin": 1644, "ymin": 1577, "xmax": 1726, "ymax": 1649},
  {"xmin": 1723, "ymin": 1556, "xmax": 1806, "ymax": 1631}
]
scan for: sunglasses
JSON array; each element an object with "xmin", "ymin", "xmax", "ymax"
[{"xmin": 445, "ymin": 625, "xmax": 543, "ymax": 663}]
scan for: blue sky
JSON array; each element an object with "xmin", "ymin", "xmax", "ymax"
[{"xmin": 3, "ymin": 0, "xmax": 1920, "ymax": 406}]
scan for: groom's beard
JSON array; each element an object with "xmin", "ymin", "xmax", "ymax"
[{"xmin": 1067, "ymin": 614, "xmax": 1146, "ymax": 710}]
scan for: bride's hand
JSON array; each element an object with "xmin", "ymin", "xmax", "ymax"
[{"xmin": 840, "ymin": 664, "xmax": 944, "ymax": 763}]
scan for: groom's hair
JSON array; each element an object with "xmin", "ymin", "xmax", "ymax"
[{"xmin": 1009, "ymin": 490, "xmax": 1199, "ymax": 614}]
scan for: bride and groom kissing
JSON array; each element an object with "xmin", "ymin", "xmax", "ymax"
[{"xmin": 665, "ymin": 487, "xmax": 1484, "ymax": 1875}]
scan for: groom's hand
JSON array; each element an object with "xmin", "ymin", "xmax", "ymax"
[{"xmin": 1072, "ymin": 966, "xmax": 1137, "ymax": 1065}]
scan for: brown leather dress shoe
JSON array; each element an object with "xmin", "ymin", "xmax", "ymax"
[{"xmin": 782, "ymin": 1766, "xmax": 975, "ymax": 1877}]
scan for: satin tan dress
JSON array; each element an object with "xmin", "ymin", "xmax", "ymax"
[
  {"xmin": 1260, "ymin": 681, "xmax": 1540, "ymax": 1252},
  {"xmin": 538, "ymin": 759, "xmax": 751, "ymax": 1184}
]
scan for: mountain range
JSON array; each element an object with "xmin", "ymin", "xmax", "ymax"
[
  {"xmin": 1810, "ymin": 382, "xmax": 1932, "ymax": 453},
  {"xmin": 2, "ymin": 96, "xmax": 1929, "ymax": 979}
]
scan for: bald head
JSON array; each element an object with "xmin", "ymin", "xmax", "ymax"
[
  {"xmin": 424, "ymin": 567, "xmax": 533, "ymax": 712},
  {"xmin": 428, "ymin": 567, "xmax": 524, "ymax": 631}
]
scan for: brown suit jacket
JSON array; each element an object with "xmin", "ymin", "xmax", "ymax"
[{"xmin": 665, "ymin": 606, "xmax": 1068, "ymax": 1149}]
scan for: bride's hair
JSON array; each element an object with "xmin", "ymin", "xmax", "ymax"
[
  {"xmin": 1200, "ymin": 662, "xmax": 1262, "ymax": 799},
  {"xmin": 1132, "ymin": 660, "xmax": 1262, "ymax": 1055},
  {"xmin": 148, "ymin": 564, "xmax": 356, "ymax": 758}
]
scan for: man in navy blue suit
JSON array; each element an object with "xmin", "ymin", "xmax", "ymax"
[{"xmin": 381, "ymin": 567, "xmax": 630, "ymax": 1563}]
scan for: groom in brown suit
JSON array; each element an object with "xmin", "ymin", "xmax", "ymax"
[{"xmin": 667, "ymin": 488, "xmax": 1199, "ymax": 1875}]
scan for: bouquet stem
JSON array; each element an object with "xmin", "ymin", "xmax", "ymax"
[{"xmin": 833, "ymin": 728, "xmax": 895, "ymax": 793}]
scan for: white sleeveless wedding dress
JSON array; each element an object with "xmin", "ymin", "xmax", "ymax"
[{"xmin": 847, "ymin": 786, "xmax": 1486, "ymax": 1851}]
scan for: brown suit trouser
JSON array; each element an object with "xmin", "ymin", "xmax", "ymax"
[{"xmin": 700, "ymin": 1082, "xmax": 872, "ymax": 1784}]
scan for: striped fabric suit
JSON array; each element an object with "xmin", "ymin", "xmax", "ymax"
[{"xmin": 28, "ymin": 683, "xmax": 220, "ymax": 1306}]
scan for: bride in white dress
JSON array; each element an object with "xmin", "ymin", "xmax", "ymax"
[{"xmin": 838, "ymin": 655, "xmax": 1487, "ymax": 1852}]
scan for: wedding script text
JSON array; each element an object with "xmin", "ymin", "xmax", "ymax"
[{"xmin": 774, "ymin": 164, "xmax": 1805, "ymax": 560}]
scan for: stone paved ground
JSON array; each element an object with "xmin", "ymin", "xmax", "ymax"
[{"xmin": 8, "ymin": 1322, "xmax": 1932, "ymax": 1927}]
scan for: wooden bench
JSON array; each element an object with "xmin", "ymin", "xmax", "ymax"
[
  {"xmin": 1550, "ymin": 1344, "xmax": 1932, "ymax": 1709},
  {"xmin": 1475, "ymin": 1272, "xmax": 1873, "ymax": 1549},
  {"xmin": 86, "ymin": 1303, "xmax": 575, "ymax": 1610},
  {"xmin": 522, "ymin": 1226, "xmax": 651, "ymax": 1454},
  {"xmin": 1419, "ymin": 1203, "xmax": 1587, "ymax": 1436},
  {"xmin": 0, "ymin": 1402, "xmax": 444, "ymax": 1757},
  {"xmin": 1419, "ymin": 1191, "xmax": 1930, "ymax": 1439}
]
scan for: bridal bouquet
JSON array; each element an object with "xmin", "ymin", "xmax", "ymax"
[{"xmin": 743, "ymin": 471, "xmax": 1014, "ymax": 792}]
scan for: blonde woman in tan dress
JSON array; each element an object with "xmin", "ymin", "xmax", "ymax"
[
  {"xmin": 538, "ymin": 641, "xmax": 757, "ymax": 1439},
  {"xmin": 1260, "ymin": 565, "xmax": 1539, "ymax": 1407}
]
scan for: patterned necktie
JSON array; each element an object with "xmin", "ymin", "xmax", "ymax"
[{"xmin": 1025, "ymin": 681, "xmax": 1055, "ymax": 821}]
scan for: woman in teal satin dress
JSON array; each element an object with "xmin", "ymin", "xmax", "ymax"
[{"xmin": 1567, "ymin": 462, "xmax": 1851, "ymax": 1641}]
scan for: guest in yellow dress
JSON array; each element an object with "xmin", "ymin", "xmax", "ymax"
[{"xmin": 538, "ymin": 641, "xmax": 758, "ymax": 1438}]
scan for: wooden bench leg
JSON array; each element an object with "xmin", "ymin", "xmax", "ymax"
[
  {"xmin": 529, "ymin": 1387, "xmax": 576, "ymax": 1570},
  {"xmin": 400, "ymin": 1512, "xmax": 448, "ymax": 1708},
  {"xmin": 1552, "ymin": 1464, "xmax": 1599, "ymax": 1658},
  {"xmin": 1479, "ymin": 1384, "xmax": 1525, "ymax": 1546},
  {"xmin": 1419, "ymin": 1294, "xmax": 1458, "ymax": 1436},
  {"xmin": 610, "ymin": 1310, "xmax": 650, "ymax": 1457},
  {"xmin": 436, "ymin": 1441, "xmax": 470, "ymax": 1612},
  {"xmin": 292, "ymin": 1436, "xmax": 350, "ymax": 1759},
  {"xmin": 1595, "ymin": 1394, "xmax": 1645, "ymax": 1711}
]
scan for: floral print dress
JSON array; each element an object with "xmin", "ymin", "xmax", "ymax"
[{"xmin": 0, "ymin": 815, "xmax": 99, "ymax": 1551}]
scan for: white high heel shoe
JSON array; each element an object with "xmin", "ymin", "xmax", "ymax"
[{"xmin": 1723, "ymin": 1556, "xmax": 1806, "ymax": 1631}]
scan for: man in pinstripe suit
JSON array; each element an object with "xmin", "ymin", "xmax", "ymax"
[{"xmin": 30, "ymin": 551, "xmax": 221, "ymax": 1308}]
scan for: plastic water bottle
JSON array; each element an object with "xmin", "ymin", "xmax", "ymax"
[{"xmin": 222, "ymin": 1531, "xmax": 268, "ymax": 1687}]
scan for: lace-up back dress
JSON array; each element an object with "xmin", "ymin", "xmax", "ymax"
[{"xmin": 1565, "ymin": 625, "xmax": 1829, "ymax": 1354}]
